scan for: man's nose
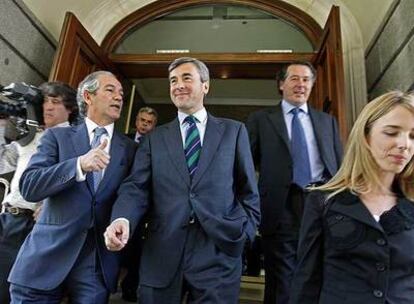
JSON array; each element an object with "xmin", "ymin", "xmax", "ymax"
[
  {"xmin": 114, "ymin": 91, "xmax": 123, "ymax": 101},
  {"xmin": 176, "ymin": 79, "xmax": 185, "ymax": 89},
  {"xmin": 43, "ymin": 103, "xmax": 53, "ymax": 110}
]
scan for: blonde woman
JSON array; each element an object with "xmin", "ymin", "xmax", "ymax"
[{"xmin": 290, "ymin": 91, "xmax": 414, "ymax": 304}]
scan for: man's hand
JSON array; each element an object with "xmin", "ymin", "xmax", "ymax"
[
  {"xmin": 79, "ymin": 139, "xmax": 110, "ymax": 173},
  {"xmin": 104, "ymin": 220, "xmax": 129, "ymax": 251},
  {"xmin": 32, "ymin": 205, "xmax": 42, "ymax": 221}
]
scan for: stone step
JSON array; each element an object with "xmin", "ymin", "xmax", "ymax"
[{"xmin": 239, "ymin": 275, "xmax": 264, "ymax": 303}]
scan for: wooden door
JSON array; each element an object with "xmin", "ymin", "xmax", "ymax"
[
  {"xmin": 311, "ymin": 6, "xmax": 347, "ymax": 139},
  {"xmin": 49, "ymin": 12, "xmax": 118, "ymax": 87}
]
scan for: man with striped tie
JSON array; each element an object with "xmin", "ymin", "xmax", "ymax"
[{"xmin": 105, "ymin": 57, "xmax": 261, "ymax": 304}]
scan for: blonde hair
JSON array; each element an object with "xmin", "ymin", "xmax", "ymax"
[{"xmin": 316, "ymin": 91, "xmax": 414, "ymax": 200}]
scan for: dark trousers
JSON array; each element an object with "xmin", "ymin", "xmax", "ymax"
[
  {"xmin": 243, "ymin": 235, "xmax": 262, "ymax": 276},
  {"xmin": 10, "ymin": 229, "xmax": 109, "ymax": 304},
  {"xmin": 120, "ymin": 223, "xmax": 144, "ymax": 294},
  {"xmin": 0, "ymin": 212, "xmax": 34, "ymax": 303},
  {"xmin": 262, "ymin": 185, "xmax": 305, "ymax": 304},
  {"xmin": 139, "ymin": 221, "xmax": 242, "ymax": 304}
]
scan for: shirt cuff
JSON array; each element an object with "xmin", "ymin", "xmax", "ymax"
[
  {"xmin": 76, "ymin": 157, "xmax": 87, "ymax": 182},
  {"xmin": 113, "ymin": 218, "xmax": 129, "ymax": 225}
]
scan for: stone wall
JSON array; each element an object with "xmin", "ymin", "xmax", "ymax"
[
  {"xmin": 365, "ymin": 0, "xmax": 414, "ymax": 98},
  {"xmin": 0, "ymin": 0, "xmax": 56, "ymax": 87}
]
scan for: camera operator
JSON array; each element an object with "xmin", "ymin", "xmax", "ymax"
[{"xmin": 0, "ymin": 81, "xmax": 79, "ymax": 303}]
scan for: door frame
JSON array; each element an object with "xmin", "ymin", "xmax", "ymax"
[{"xmin": 101, "ymin": 0, "xmax": 322, "ymax": 54}]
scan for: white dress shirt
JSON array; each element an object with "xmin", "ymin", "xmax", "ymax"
[
  {"xmin": 281, "ymin": 100, "xmax": 325, "ymax": 182},
  {"xmin": 76, "ymin": 117, "xmax": 114, "ymax": 181},
  {"xmin": 177, "ymin": 107, "xmax": 208, "ymax": 147}
]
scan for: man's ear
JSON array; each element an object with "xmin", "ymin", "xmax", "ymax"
[
  {"xmin": 83, "ymin": 90, "xmax": 93, "ymax": 106},
  {"xmin": 279, "ymin": 80, "xmax": 285, "ymax": 92},
  {"xmin": 203, "ymin": 81, "xmax": 210, "ymax": 94}
]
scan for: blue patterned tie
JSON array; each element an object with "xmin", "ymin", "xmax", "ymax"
[
  {"xmin": 91, "ymin": 127, "xmax": 107, "ymax": 191},
  {"xmin": 290, "ymin": 108, "xmax": 311, "ymax": 188},
  {"xmin": 184, "ymin": 115, "xmax": 201, "ymax": 179}
]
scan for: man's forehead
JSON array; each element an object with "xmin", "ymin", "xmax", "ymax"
[
  {"xmin": 98, "ymin": 74, "xmax": 122, "ymax": 87},
  {"xmin": 43, "ymin": 95, "xmax": 63, "ymax": 102},
  {"xmin": 138, "ymin": 112, "xmax": 155, "ymax": 120},
  {"xmin": 169, "ymin": 63, "xmax": 198, "ymax": 77},
  {"xmin": 287, "ymin": 65, "xmax": 312, "ymax": 76}
]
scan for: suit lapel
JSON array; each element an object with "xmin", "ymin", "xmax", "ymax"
[
  {"xmin": 71, "ymin": 123, "xmax": 94, "ymax": 194},
  {"xmin": 267, "ymin": 104, "xmax": 291, "ymax": 154},
  {"xmin": 309, "ymin": 108, "xmax": 334, "ymax": 174},
  {"xmin": 330, "ymin": 191, "xmax": 383, "ymax": 231},
  {"xmin": 163, "ymin": 119, "xmax": 191, "ymax": 187},
  {"xmin": 97, "ymin": 131, "xmax": 126, "ymax": 193},
  {"xmin": 192, "ymin": 114, "xmax": 224, "ymax": 187}
]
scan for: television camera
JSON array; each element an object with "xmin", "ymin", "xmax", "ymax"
[{"xmin": 0, "ymin": 82, "xmax": 43, "ymax": 146}]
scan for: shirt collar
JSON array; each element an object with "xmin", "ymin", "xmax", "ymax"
[
  {"xmin": 85, "ymin": 117, "xmax": 114, "ymax": 139},
  {"xmin": 281, "ymin": 100, "xmax": 308, "ymax": 115},
  {"xmin": 178, "ymin": 107, "xmax": 208, "ymax": 126},
  {"xmin": 51, "ymin": 121, "xmax": 70, "ymax": 128}
]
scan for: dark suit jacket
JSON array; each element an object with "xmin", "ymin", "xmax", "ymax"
[
  {"xmin": 111, "ymin": 113, "xmax": 260, "ymax": 288},
  {"xmin": 246, "ymin": 104, "xmax": 342, "ymax": 235},
  {"xmin": 9, "ymin": 123, "xmax": 137, "ymax": 292},
  {"xmin": 290, "ymin": 190, "xmax": 414, "ymax": 304}
]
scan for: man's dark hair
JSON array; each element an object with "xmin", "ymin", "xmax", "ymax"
[
  {"xmin": 39, "ymin": 81, "xmax": 79, "ymax": 124},
  {"xmin": 276, "ymin": 61, "xmax": 317, "ymax": 95},
  {"xmin": 168, "ymin": 57, "xmax": 210, "ymax": 83}
]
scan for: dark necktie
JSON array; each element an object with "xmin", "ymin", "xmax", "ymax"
[
  {"xmin": 91, "ymin": 127, "xmax": 107, "ymax": 191},
  {"xmin": 290, "ymin": 108, "xmax": 311, "ymax": 188},
  {"xmin": 184, "ymin": 115, "xmax": 201, "ymax": 179}
]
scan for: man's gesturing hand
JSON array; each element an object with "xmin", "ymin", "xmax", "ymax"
[
  {"xmin": 79, "ymin": 139, "xmax": 110, "ymax": 172},
  {"xmin": 104, "ymin": 220, "xmax": 129, "ymax": 251}
]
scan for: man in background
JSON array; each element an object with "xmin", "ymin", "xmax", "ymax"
[
  {"xmin": 247, "ymin": 61, "xmax": 342, "ymax": 304},
  {"xmin": 0, "ymin": 81, "xmax": 78, "ymax": 303},
  {"xmin": 121, "ymin": 106, "xmax": 158, "ymax": 302},
  {"xmin": 132, "ymin": 106, "xmax": 158, "ymax": 143}
]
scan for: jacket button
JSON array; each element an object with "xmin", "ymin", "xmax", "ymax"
[
  {"xmin": 376, "ymin": 238, "xmax": 387, "ymax": 246},
  {"xmin": 376, "ymin": 262, "xmax": 386, "ymax": 271},
  {"xmin": 373, "ymin": 289, "xmax": 383, "ymax": 298}
]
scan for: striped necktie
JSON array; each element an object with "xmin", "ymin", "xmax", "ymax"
[
  {"xmin": 184, "ymin": 115, "xmax": 201, "ymax": 179},
  {"xmin": 290, "ymin": 108, "xmax": 311, "ymax": 188},
  {"xmin": 91, "ymin": 127, "xmax": 107, "ymax": 191}
]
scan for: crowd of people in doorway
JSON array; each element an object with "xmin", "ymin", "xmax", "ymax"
[{"xmin": 1, "ymin": 57, "xmax": 413, "ymax": 304}]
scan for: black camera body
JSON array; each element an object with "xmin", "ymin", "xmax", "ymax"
[{"xmin": 0, "ymin": 83, "xmax": 44, "ymax": 146}]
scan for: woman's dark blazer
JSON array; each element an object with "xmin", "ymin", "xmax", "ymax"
[{"xmin": 290, "ymin": 190, "xmax": 414, "ymax": 304}]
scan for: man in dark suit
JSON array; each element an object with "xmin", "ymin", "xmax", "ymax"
[
  {"xmin": 105, "ymin": 57, "xmax": 261, "ymax": 304},
  {"xmin": 246, "ymin": 61, "xmax": 343, "ymax": 304},
  {"xmin": 9, "ymin": 71, "xmax": 137, "ymax": 303},
  {"xmin": 121, "ymin": 106, "xmax": 158, "ymax": 302}
]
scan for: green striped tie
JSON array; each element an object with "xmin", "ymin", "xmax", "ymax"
[{"xmin": 184, "ymin": 115, "xmax": 201, "ymax": 178}]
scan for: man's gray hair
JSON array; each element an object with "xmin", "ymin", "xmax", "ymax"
[
  {"xmin": 77, "ymin": 71, "xmax": 116, "ymax": 116},
  {"xmin": 168, "ymin": 57, "xmax": 210, "ymax": 83},
  {"xmin": 137, "ymin": 106, "xmax": 158, "ymax": 121}
]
